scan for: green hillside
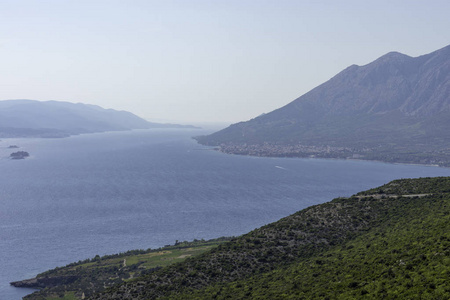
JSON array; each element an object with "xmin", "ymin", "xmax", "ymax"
[
  {"xmin": 89, "ymin": 177, "xmax": 450, "ymax": 299},
  {"xmin": 13, "ymin": 238, "xmax": 231, "ymax": 300},
  {"xmin": 178, "ymin": 180, "xmax": 450, "ymax": 299},
  {"xmin": 15, "ymin": 177, "xmax": 450, "ymax": 299}
]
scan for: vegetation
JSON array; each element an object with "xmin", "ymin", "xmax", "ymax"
[
  {"xmin": 10, "ymin": 151, "xmax": 30, "ymax": 159},
  {"xmin": 196, "ymin": 139, "xmax": 450, "ymax": 167},
  {"xmin": 90, "ymin": 177, "xmax": 450, "ymax": 299},
  {"xmin": 177, "ymin": 182, "xmax": 450, "ymax": 299},
  {"xmin": 357, "ymin": 176, "xmax": 450, "ymax": 196},
  {"xmin": 16, "ymin": 177, "xmax": 450, "ymax": 299},
  {"xmin": 16, "ymin": 238, "xmax": 231, "ymax": 300}
]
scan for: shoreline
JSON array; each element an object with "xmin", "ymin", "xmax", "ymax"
[{"xmin": 212, "ymin": 147, "xmax": 446, "ymax": 168}]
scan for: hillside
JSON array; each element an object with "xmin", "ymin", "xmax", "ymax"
[
  {"xmin": 13, "ymin": 177, "xmax": 450, "ymax": 299},
  {"xmin": 12, "ymin": 238, "xmax": 231, "ymax": 300},
  {"xmin": 180, "ymin": 187, "xmax": 450, "ymax": 299},
  {"xmin": 42, "ymin": 176, "xmax": 446, "ymax": 299},
  {"xmin": 196, "ymin": 45, "xmax": 450, "ymax": 166},
  {"xmin": 0, "ymin": 100, "xmax": 194, "ymax": 138}
]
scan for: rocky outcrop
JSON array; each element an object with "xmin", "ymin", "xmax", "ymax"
[{"xmin": 10, "ymin": 276, "xmax": 78, "ymax": 289}]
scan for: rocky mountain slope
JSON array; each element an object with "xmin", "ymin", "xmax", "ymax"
[
  {"xmin": 0, "ymin": 100, "xmax": 193, "ymax": 138},
  {"xmin": 196, "ymin": 45, "xmax": 450, "ymax": 165}
]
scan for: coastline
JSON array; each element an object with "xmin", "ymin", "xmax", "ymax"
[
  {"xmin": 209, "ymin": 145, "xmax": 447, "ymax": 168},
  {"xmin": 5, "ymin": 131, "xmax": 450, "ymax": 300}
]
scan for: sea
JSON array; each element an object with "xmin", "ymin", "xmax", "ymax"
[{"xmin": 1, "ymin": 128, "xmax": 450, "ymax": 299}]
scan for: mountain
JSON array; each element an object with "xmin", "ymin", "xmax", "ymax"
[
  {"xmin": 0, "ymin": 100, "xmax": 195, "ymax": 138},
  {"xmin": 48, "ymin": 176, "xmax": 447, "ymax": 299},
  {"xmin": 196, "ymin": 45, "xmax": 450, "ymax": 166}
]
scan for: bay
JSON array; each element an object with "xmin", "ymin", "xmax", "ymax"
[{"xmin": 1, "ymin": 128, "xmax": 450, "ymax": 299}]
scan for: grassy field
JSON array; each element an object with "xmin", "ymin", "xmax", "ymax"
[{"xmin": 21, "ymin": 238, "xmax": 231, "ymax": 299}]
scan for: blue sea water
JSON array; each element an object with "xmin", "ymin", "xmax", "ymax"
[{"xmin": 1, "ymin": 128, "xmax": 450, "ymax": 299}]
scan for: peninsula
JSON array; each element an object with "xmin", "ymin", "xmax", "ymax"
[{"xmin": 0, "ymin": 100, "xmax": 198, "ymax": 138}]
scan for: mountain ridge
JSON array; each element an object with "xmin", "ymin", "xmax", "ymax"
[
  {"xmin": 0, "ymin": 99, "xmax": 196, "ymax": 138},
  {"xmin": 196, "ymin": 45, "xmax": 450, "ymax": 166}
]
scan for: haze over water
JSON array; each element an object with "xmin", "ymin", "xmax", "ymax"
[{"xmin": 2, "ymin": 128, "xmax": 450, "ymax": 299}]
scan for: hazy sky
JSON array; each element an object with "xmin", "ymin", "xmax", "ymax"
[{"xmin": 0, "ymin": 1, "xmax": 449, "ymax": 124}]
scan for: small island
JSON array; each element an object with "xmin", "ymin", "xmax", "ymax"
[
  {"xmin": 8, "ymin": 145, "xmax": 19, "ymax": 148},
  {"xmin": 10, "ymin": 151, "xmax": 30, "ymax": 159}
]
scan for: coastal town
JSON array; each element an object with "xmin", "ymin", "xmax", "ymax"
[
  {"xmin": 216, "ymin": 142, "xmax": 368, "ymax": 159},
  {"xmin": 215, "ymin": 142, "xmax": 450, "ymax": 167}
]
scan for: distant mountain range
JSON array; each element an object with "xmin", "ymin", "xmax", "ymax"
[
  {"xmin": 0, "ymin": 100, "xmax": 195, "ymax": 138},
  {"xmin": 196, "ymin": 45, "xmax": 450, "ymax": 166}
]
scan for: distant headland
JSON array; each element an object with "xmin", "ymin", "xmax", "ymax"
[{"xmin": 0, "ymin": 100, "xmax": 199, "ymax": 138}]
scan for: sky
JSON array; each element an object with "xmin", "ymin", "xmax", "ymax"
[{"xmin": 0, "ymin": 0, "xmax": 449, "ymax": 125}]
